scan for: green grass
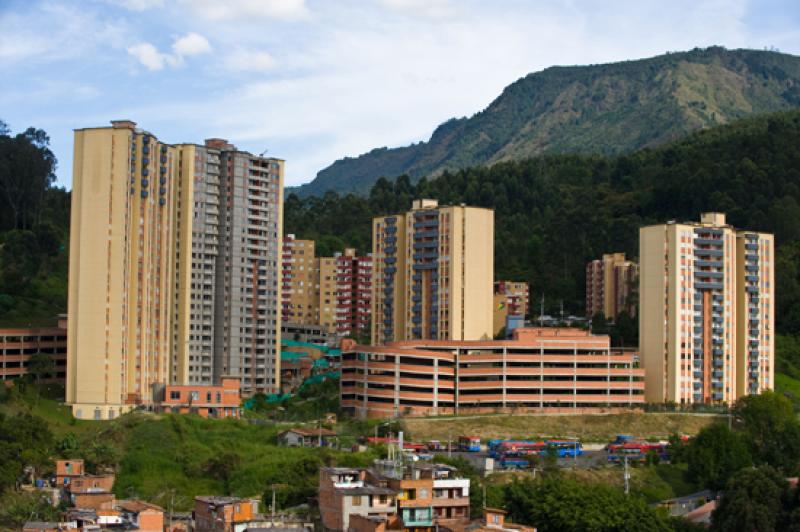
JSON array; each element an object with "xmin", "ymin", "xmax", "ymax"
[{"xmin": 775, "ymin": 372, "xmax": 800, "ymax": 411}]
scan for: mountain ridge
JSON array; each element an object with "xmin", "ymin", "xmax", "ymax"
[{"xmin": 291, "ymin": 46, "xmax": 800, "ymax": 197}]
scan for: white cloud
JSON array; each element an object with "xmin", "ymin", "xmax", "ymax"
[
  {"xmin": 104, "ymin": 0, "xmax": 164, "ymax": 11},
  {"xmin": 127, "ymin": 33, "xmax": 211, "ymax": 70},
  {"xmin": 225, "ymin": 49, "xmax": 277, "ymax": 71},
  {"xmin": 172, "ymin": 32, "xmax": 211, "ymax": 56},
  {"xmin": 378, "ymin": 0, "xmax": 453, "ymax": 19},
  {"xmin": 127, "ymin": 42, "xmax": 171, "ymax": 70},
  {"xmin": 179, "ymin": 0, "xmax": 309, "ymax": 21}
]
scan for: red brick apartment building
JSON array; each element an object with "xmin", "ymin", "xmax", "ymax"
[
  {"xmin": 155, "ymin": 377, "xmax": 241, "ymax": 418},
  {"xmin": 333, "ymin": 249, "xmax": 373, "ymax": 337},
  {"xmin": 0, "ymin": 315, "xmax": 67, "ymax": 383},
  {"xmin": 341, "ymin": 327, "xmax": 644, "ymax": 418}
]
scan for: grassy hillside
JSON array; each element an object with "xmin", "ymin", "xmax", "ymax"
[
  {"xmin": 294, "ymin": 46, "xmax": 800, "ymax": 197},
  {"xmin": 401, "ymin": 412, "xmax": 721, "ymax": 443}
]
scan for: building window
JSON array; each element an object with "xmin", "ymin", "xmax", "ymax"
[
  {"xmin": 170, "ymin": 391, "xmax": 180, "ymax": 400},
  {"xmin": 190, "ymin": 391, "xmax": 199, "ymax": 401},
  {"xmin": 352, "ymin": 495, "xmax": 362, "ymax": 506}
]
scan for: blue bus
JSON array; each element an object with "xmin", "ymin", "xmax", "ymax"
[
  {"xmin": 458, "ymin": 436, "xmax": 481, "ymax": 452},
  {"xmin": 546, "ymin": 440, "xmax": 583, "ymax": 457}
]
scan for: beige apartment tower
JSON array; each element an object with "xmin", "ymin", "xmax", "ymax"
[
  {"xmin": 639, "ymin": 213, "xmax": 774, "ymax": 405},
  {"xmin": 68, "ymin": 121, "xmax": 178, "ymax": 419},
  {"xmin": 371, "ymin": 199, "xmax": 494, "ymax": 344},
  {"xmin": 586, "ymin": 253, "xmax": 638, "ymax": 320},
  {"xmin": 68, "ymin": 121, "xmax": 284, "ymax": 419},
  {"xmin": 281, "ymin": 235, "xmax": 318, "ymax": 326}
]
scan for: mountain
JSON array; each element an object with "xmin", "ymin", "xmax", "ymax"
[
  {"xmin": 292, "ymin": 46, "xmax": 800, "ymax": 197},
  {"xmin": 285, "ymin": 108, "xmax": 800, "ymax": 337}
]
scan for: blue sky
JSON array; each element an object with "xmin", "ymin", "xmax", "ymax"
[{"xmin": 1, "ymin": 0, "xmax": 799, "ymax": 189}]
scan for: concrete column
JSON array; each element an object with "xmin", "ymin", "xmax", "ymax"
[
  {"xmin": 502, "ymin": 347, "xmax": 507, "ymax": 409},
  {"xmin": 394, "ymin": 354, "xmax": 400, "ymax": 416},
  {"xmin": 433, "ymin": 358, "xmax": 439, "ymax": 415},
  {"xmin": 573, "ymin": 343, "xmax": 577, "ymax": 409}
]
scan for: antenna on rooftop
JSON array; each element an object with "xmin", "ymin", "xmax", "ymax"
[{"xmin": 260, "ymin": 148, "xmax": 269, "ymax": 157}]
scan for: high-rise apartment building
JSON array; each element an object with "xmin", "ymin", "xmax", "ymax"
[
  {"xmin": 331, "ymin": 248, "xmax": 372, "ymax": 337},
  {"xmin": 67, "ymin": 121, "xmax": 283, "ymax": 419},
  {"xmin": 281, "ymin": 235, "xmax": 318, "ymax": 326},
  {"xmin": 639, "ymin": 213, "xmax": 773, "ymax": 405},
  {"xmin": 213, "ymin": 142, "xmax": 283, "ymax": 396},
  {"xmin": 371, "ymin": 199, "xmax": 493, "ymax": 344},
  {"xmin": 284, "ymin": 245, "xmax": 373, "ymax": 338},
  {"xmin": 68, "ymin": 121, "xmax": 179, "ymax": 420},
  {"xmin": 585, "ymin": 253, "xmax": 638, "ymax": 320},
  {"xmin": 172, "ymin": 142, "xmax": 221, "ymax": 385}
]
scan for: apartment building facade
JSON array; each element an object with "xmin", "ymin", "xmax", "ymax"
[
  {"xmin": 281, "ymin": 235, "xmax": 318, "ymax": 325},
  {"xmin": 67, "ymin": 121, "xmax": 283, "ymax": 419},
  {"xmin": 330, "ymin": 248, "xmax": 373, "ymax": 337},
  {"xmin": 639, "ymin": 213, "xmax": 774, "ymax": 404},
  {"xmin": 492, "ymin": 281, "xmax": 530, "ymax": 337},
  {"xmin": 341, "ymin": 327, "xmax": 644, "ymax": 418},
  {"xmin": 585, "ymin": 253, "xmax": 638, "ymax": 320},
  {"xmin": 371, "ymin": 199, "xmax": 493, "ymax": 345}
]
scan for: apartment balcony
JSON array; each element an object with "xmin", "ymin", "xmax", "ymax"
[
  {"xmin": 695, "ymin": 281, "xmax": 723, "ymax": 290},
  {"xmin": 695, "ymin": 259, "xmax": 723, "ymax": 268},
  {"xmin": 745, "ymin": 243, "xmax": 759, "ymax": 251},
  {"xmin": 746, "ymin": 286, "xmax": 759, "ymax": 294},
  {"xmin": 693, "ymin": 359, "xmax": 703, "ymax": 368},
  {"xmin": 745, "ymin": 253, "xmax": 759, "ymax": 262},
  {"xmin": 695, "ymin": 247, "xmax": 724, "ymax": 258},
  {"xmin": 713, "ymin": 359, "xmax": 724, "ymax": 369},
  {"xmin": 695, "ymin": 238, "xmax": 723, "ymax": 247},
  {"xmin": 695, "ymin": 270, "xmax": 723, "ymax": 279}
]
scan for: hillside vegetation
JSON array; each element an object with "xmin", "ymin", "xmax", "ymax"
[
  {"xmin": 294, "ymin": 46, "xmax": 800, "ymax": 196},
  {"xmin": 401, "ymin": 412, "xmax": 721, "ymax": 443},
  {"xmin": 0, "ymin": 120, "xmax": 70, "ymax": 327},
  {"xmin": 286, "ymin": 109, "xmax": 800, "ymax": 338}
]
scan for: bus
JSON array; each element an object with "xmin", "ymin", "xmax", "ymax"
[
  {"xmin": 607, "ymin": 441, "xmax": 669, "ymax": 463},
  {"xmin": 491, "ymin": 441, "xmax": 547, "ymax": 458},
  {"xmin": 458, "ymin": 436, "xmax": 481, "ymax": 452},
  {"xmin": 546, "ymin": 440, "xmax": 583, "ymax": 457}
]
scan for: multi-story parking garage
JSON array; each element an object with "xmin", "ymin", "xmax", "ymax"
[{"xmin": 341, "ymin": 327, "xmax": 644, "ymax": 418}]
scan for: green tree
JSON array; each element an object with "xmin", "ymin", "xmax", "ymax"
[
  {"xmin": 685, "ymin": 423, "xmax": 751, "ymax": 490},
  {"xmin": 711, "ymin": 466, "xmax": 786, "ymax": 532},
  {"xmin": 26, "ymin": 352, "xmax": 56, "ymax": 385},
  {"xmin": 504, "ymin": 475, "xmax": 674, "ymax": 531},
  {"xmin": 0, "ymin": 491, "xmax": 59, "ymax": 529},
  {"xmin": 734, "ymin": 391, "xmax": 800, "ymax": 473}
]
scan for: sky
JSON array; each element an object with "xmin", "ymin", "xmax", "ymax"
[{"xmin": 1, "ymin": 0, "xmax": 799, "ymax": 189}]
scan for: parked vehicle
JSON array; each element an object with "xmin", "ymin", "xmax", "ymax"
[
  {"xmin": 458, "ymin": 436, "xmax": 481, "ymax": 452},
  {"xmin": 546, "ymin": 440, "xmax": 583, "ymax": 457}
]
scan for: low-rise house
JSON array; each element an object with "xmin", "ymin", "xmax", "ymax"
[
  {"xmin": 348, "ymin": 514, "xmax": 403, "ymax": 532},
  {"xmin": 440, "ymin": 508, "xmax": 536, "ymax": 532},
  {"xmin": 382, "ymin": 465, "xmax": 434, "ymax": 530},
  {"xmin": 431, "ymin": 465, "xmax": 470, "ymax": 523},
  {"xmin": 154, "ymin": 377, "xmax": 241, "ymax": 419},
  {"xmin": 319, "ymin": 468, "xmax": 397, "ymax": 531},
  {"xmin": 278, "ymin": 427, "xmax": 339, "ymax": 447},
  {"xmin": 55, "ymin": 459, "xmax": 85, "ymax": 488},
  {"xmin": 193, "ymin": 496, "xmax": 260, "ymax": 532},
  {"xmin": 72, "ymin": 491, "xmax": 115, "ymax": 510},
  {"xmin": 117, "ymin": 500, "xmax": 164, "ymax": 532},
  {"xmin": 69, "ymin": 473, "xmax": 116, "ymax": 494}
]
